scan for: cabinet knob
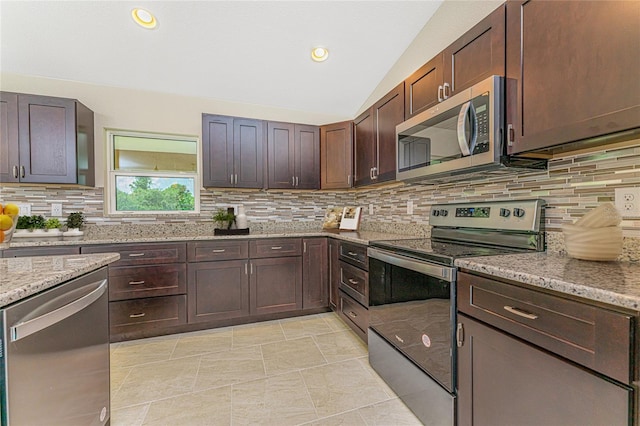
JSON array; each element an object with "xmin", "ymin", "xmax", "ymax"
[
  {"xmin": 443, "ymin": 82, "xmax": 451, "ymax": 99},
  {"xmin": 438, "ymin": 85, "xmax": 444, "ymax": 102}
]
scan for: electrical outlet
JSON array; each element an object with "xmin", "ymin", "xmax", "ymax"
[
  {"xmin": 17, "ymin": 203, "xmax": 31, "ymax": 216},
  {"xmin": 369, "ymin": 204, "xmax": 374, "ymax": 215},
  {"xmin": 615, "ymin": 187, "xmax": 640, "ymax": 218},
  {"xmin": 407, "ymin": 200, "xmax": 414, "ymax": 215},
  {"xmin": 51, "ymin": 203, "xmax": 63, "ymax": 217}
]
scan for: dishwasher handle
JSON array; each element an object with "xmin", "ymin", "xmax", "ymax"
[{"xmin": 10, "ymin": 279, "xmax": 107, "ymax": 342}]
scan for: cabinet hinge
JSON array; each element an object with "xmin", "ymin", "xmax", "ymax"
[
  {"xmin": 507, "ymin": 124, "xmax": 515, "ymax": 147},
  {"xmin": 456, "ymin": 322, "xmax": 464, "ymax": 347}
]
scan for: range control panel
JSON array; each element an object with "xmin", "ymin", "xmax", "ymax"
[{"xmin": 429, "ymin": 199, "xmax": 545, "ymax": 232}]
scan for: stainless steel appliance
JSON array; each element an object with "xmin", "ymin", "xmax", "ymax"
[
  {"xmin": 367, "ymin": 199, "xmax": 545, "ymax": 425},
  {"xmin": 0, "ymin": 267, "xmax": 110, "ymax": 425},
  {"xmin": 396, "ymin": 76, "xmax": 546, "ymax": 182}
]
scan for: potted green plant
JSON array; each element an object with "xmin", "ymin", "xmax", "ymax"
[
  {"xmin": 44, "ymin": 218, "xmax": 62, "ymax": 231},
  {"xmin": 30, "ymin": 215, "xmax": 46, "ymax": 231},
  {"xmin": 16, "ymin": 216, "xmax": 33, "ymax": 232},
  {"xmin": 213, "ymin": 208, "xmax": 235, "ymax": 230},
  {"xmin": 65, "ymin": 212, "xmax": 85, "ymax": 235}
]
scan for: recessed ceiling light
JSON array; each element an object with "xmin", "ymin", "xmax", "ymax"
[
  {"xmin": 311, "ymin": 47, "xmax": 329, "ymax": 62},
  {"xmin": 131, "ymin": 8, "xmax": 157, "ymax": 29}
]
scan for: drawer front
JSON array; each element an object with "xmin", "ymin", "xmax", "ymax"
[
  {"xmin": 109, "ymin": 295, "xmax": 187, "ymax": 333},
  {"xmin": 249, "ymin": 238, "xmax": 302, "ymax": 258},
  {"xmin": 2, "ymin": 246, "xmax": 80, "ymax": 258},
  {"xmin": 83, "ymin": 243, "xmax": 186, "ymax": 266},
  {"xmin": 339, "ymin": 242, "xmax": 368, "ymax": 270},
  {"xmin": 339, "ymin": 290, "xmax": 369, "ymax": 337},
  {"xmin": 339, "ymin": 260, "xmax": 368, "ymax": 306},
  {"xmin": 458, "ymin": 272, "xmax": 633, "ymax": 384},
  {"xmin": 109, "ymin": 264, "xmax": 187, "ymax": 301},
  {"xmin": 187, "ymin": 240, "xmax": 249, "ymax": 262}
]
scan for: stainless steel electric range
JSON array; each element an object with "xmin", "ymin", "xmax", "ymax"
[{"xmin": 367, "ymin": 199, "xmax": 546, "ymax": 425}]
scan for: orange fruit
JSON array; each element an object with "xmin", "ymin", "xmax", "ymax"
[
  {"xmin": 0, "ymin": 214, "xmax": 13, "ymax": 231},
  {"xmin": 3, "ymin": 203, "xmax": 19, "ymax": 216}
]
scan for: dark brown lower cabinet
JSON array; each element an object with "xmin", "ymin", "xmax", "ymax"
[
  {"xmin": 457, "ymin": 314, "xmax": 633, "ymax": 426},
  {"xmin": 328, "ymin": 239, "xmax": 340, "ymax": 309},
  {"xmin": 109, "ymin": 295, "xmax": 187, "ymax": 337},
  {"xmin": 1, "ymin": 246, "xmax": 80, "ymax": 257},
  {"xmin": 250, "ymin": 256, "xmax": 302, "ymax": 315},
  {"xmin": 302, "ymin": 238, "xmax": 328, "ymax": 309},
  {"xmin": 187, "ymin": 260, "xmax": 250, "ymax": 323}
]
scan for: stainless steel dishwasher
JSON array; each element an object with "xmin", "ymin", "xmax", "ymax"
[{"xmin": 0, "ymin": 267, "xmax": 110, "ymax": 425}]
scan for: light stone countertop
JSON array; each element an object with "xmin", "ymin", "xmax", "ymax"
[
  {"xmin": 455, "ymin": 252, "xmax": 640, "ymax": 312},
  {"xmin": 5, "ymin": 229, "xmax": 413, "ymax": 248},
  {"xmin": 0, "ymin": 253, "xmax": 120, "ymax": 307}
]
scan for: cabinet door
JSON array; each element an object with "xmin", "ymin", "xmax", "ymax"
[
  {"xmin": 234, "ymin": 118, "xmax": 264, "ymax": 188},
  {"xmin": 202, "ymin": 114, "xmax": 234, "ymax": 187},
  {"xmin": 404, "ymin": 54, "xmax": 444, "ymax": 120},
  {"xmin": 0, "ymin": 92, "xmax": 19, "ymax": 183},
  {"xmin": 250, "ymin": 256, "xmax": 302, "ymax": 315},
  {"xmin": 328, "ymin": 239, "xmax": 340, "ymax": 309},
  {"xmin": 17, "ymin": 95, "xmax": 77, "ymax": 184},
  {"xmin": 320, "ymin": 121, "xmax": 353, "ymax": 189},
  {"xmin": 187, "ymin": 260, "xmax": 250, "ymax": 323},
  {"xmin": 302, "ymin": 238, "xmax": 328, "ymax": 309},
  {"xmin": 443, "ymin": 4, "xmax": 505, "ymax": 97},
  {"xmin": 373, "ymin": 82, "xmax": 403, "ymax": 183},
  {"xmin": 267, "ymin": 121, "xmax": 295, "ymax": 188},
  {"xmin": 506, "ymin": 0, "xmax": 640, "ymax": 154},
  {"xmin": 457, "ymin": 314, "xmax": 632, "ymax": 426},
  {"xmin": 353, "ymin": 108, "xmax": 375, "ymax": 187},
  {"xmin": 294, "ymin": 124, "xmax": 320, "ymax": 189}
]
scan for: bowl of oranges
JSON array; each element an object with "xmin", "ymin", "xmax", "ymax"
[{"xmin": 0, "ymin": 203, "xmax": 20, "ymax": 250}]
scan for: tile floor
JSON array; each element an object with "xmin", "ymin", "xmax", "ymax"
[{"xmin": 110, "ymin": 312, "xmax": 423, "ymax": 425}]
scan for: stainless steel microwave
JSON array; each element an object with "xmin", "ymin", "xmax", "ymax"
[{"xmin": 396, "ymin": 75, "xmax": 545, "ymax": 182}]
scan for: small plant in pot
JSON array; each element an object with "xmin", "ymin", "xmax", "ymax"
[
  {"xmin": 28, "ymin": 215, "xmax": 46, "ymax": 232},
  {"xmin": 65, "ymin": 212, "xmax": 85, "ymax": 231},
  {"xmin": 213, "ymin": 208, "xmax": 235, "ymax": 230},
  {"xmin": 44, "ymin": 218, "xmax": 62, "ymax": 231}
]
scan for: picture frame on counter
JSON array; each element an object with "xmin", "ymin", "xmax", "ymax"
[{"xmin": 339, "ymin": 207, "xmax": 362, "ymax": 230}]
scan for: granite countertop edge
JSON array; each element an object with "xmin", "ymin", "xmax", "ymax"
[
  {"xmin": 455, "ymin": 253, "xmax": 640, "ymax": 312},
  {"xmin": 0, "ymin": 253, "xmax": 121, "ymax": 308}
]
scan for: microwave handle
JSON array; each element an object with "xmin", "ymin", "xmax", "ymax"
[{"xmin": 457, "ymin": 101, "xmax": 477, "ymax": 157}]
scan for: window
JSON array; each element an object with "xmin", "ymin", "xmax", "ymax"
[{"xmin": 106, "ymin": 130, "xmax": 199, "ymax": 214}]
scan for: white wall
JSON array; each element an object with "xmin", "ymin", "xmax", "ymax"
[
  {"xmin": 356, "ymin": 0, "xmax": 503, "ymax": 116},
  {"xmin": 0, "ymin": 73, "xmax": 350, "ymax": 187}
]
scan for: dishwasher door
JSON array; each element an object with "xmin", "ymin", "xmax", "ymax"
[{"xmin": 1, "ymin": 267, "xmax": 110, "ymax": 426}]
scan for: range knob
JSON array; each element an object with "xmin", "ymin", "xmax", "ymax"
[
  {"xmin": 433, "ymin": 210, "xmax": 440, "ymax": 217},
  {"xmin": 499, "ymin": 208, "xmax": 511, "ymax": 218},
  {"xmin": 440, "ymin": 209, "xmax": 449, "ymax": 217},
  {"xmin": 513, "ymin": 208, "xmax": 525, "ymax": 218}
]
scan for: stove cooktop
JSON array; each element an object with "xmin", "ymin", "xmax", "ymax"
[{"xmin": 369, "ymin": 238, "xmax": 521, "ymax": 266}]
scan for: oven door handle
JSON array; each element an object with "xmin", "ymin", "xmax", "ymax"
[{"xmin": 367, "ymin": 248, "xmax": 454, "ymax": 282}]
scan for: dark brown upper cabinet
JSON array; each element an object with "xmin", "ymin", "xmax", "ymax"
[
  {"xmin": 405, "ymin": 4, "xmax": 505, "ymax": 120},
  {"xmin": 267, "ymin": 121, "xmax": 319, "ymax": 189},
  {"xmin": 202, "ymin": 114, "xmax": 264, "ymax": 188},
  {"xmin": 506, "ymin": 0, "xmax": 640, "ymax": 154},
  {"xmin": 0, "ymin": 92, "xmax": 94, "ymax": 185},
  {"xmin": 354, "ymin": 82, "xmax": 404, "ymax": 187},
  {"xmin": 320, "ymin": 120, "xmax": 353, "ymax": 189}
]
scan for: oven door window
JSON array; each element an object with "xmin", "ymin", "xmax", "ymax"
[{"xmin": 369, "ymin": 257, "xmax": 454, "ymax": 392}]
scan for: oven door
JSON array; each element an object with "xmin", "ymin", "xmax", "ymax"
[{"xmin": 367, "ymin": 247, "xmax": 456, "ymax": 392}]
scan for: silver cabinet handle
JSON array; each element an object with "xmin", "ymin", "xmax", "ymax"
[
  {"xmin": 11, "ymin": 280, "xmax": 107, "ymax": 342},
  {"xmin": 369, "ymin": 168, "xmax": 374, "ymax": 180},
  {"xmin": 504, "ymin": 305, "xmax": 539, "ymax": 320},
  {"xmin": 348, "ymin": 279, "xmax": 359, "ymax": 285},
  {"xmin": 250, "ymin": 263, "xmax": 253, "ymax": 274},
  {"xmin": 303, "ymin": 242, "xmax": 307, "ymax": 253},
  {"xmin": 245, "ymin": 263, "xmax": 248, "ymax": 275},
  {"xmin": 231, "ymin": 174, "xmax": 234, "ymax": 184},
  {"xmin": 347, "ymin": 175, "xmax": 351, "ymax": 186},
  {"xmin": 271, "ymin": 246, "xmax": 282, "ymax": 250},
  {"xmin": 456, "ymin": 322, "xmax": 464, "ymax": 347},
  {"xmin": 20, "ymin": 165, "xmax": 25, "ymax": 178},
  {"xmin": 347, "ymin": 251, "xmax": 358, "ymax": 256},
  {"xmin": 13, "ymin": 165, "xmax": 18, "ymax": 179},
  {"xmin": 128, "ymin": 280, "xmax": 145, "ymax": 285},
  {"xmin": 507, "ymin": 123, "xmax": 515, "ymax": 147},
  {"xmin": 129, "ymin": 313, "xmax": 146, "ymax": 318},
  {"xmin": 235, "ymin": 174, "xmax": 238, "ymax": 185},
  {"xmin": 128, "ymin": 253, "xmax": 145, "ymax": 257},
  {"xmin": 212, "ymin": 249, "xmax": 226, "ymax": 253},
  {"xmin": 443, "ymin": 82, "xmax": 451, "ymax": 99},
  {"xmin": 373, "ymin": 167, "xmax": 378, "ymax": 179},
  {"xmin": 296, "ymin": 176, "xmax": 299, "ymax": 187},
  {"xmin": 292, "ymin": 176, "xmax": 295, "ymax": 186},
  {"xmin": 438, "ymin": 85, "xmax": 444, "ymax": 102},
  {"xmin": 348, "ymin": 311, "xmax": 357, "ymax": 319}
]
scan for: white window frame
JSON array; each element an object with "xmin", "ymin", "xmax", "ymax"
[{"xmin": 105, "ymin": 129, "xmax": 201, "ymax": 215}]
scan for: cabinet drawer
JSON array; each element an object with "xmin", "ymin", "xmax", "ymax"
[
  {"xmin": 109, "ymin": 295, "xmax": 187, "ymax": 333},
  {"xmin": 339, "ymin": 290, "xmax": 369, "ymax": 341},
  {"xmin": 339, "ymin": 242, "xmax": 368, "ymax": 270},
  {"xmin": 82, "ymin": 243, "xmax": 186, "ymax": 266},
  {"xmin": 1, "ymin": 246, "xmax": 80, "ymax": 258},
  {"xmin": 108, "ymin": 264, "xmax": 186, "ymax": 301},
  {"xmin": 458, "ymin": 272, "xmax": 634, "ymax": 384},
  {"xmin": 249, "ymin": 238, "xmax": 302, "ymax": 258},
  {"xmin": 187, "ymin": 240, "xmax": 249, "ymax": 262},
  {"xmin": 339, "ymin": 260, "xmax": 368, "ymax": 306}
]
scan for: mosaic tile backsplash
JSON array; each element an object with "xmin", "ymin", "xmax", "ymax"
[{"xmin": 2, "ymin": 140, "xmax": 639, "ymax": 261}]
